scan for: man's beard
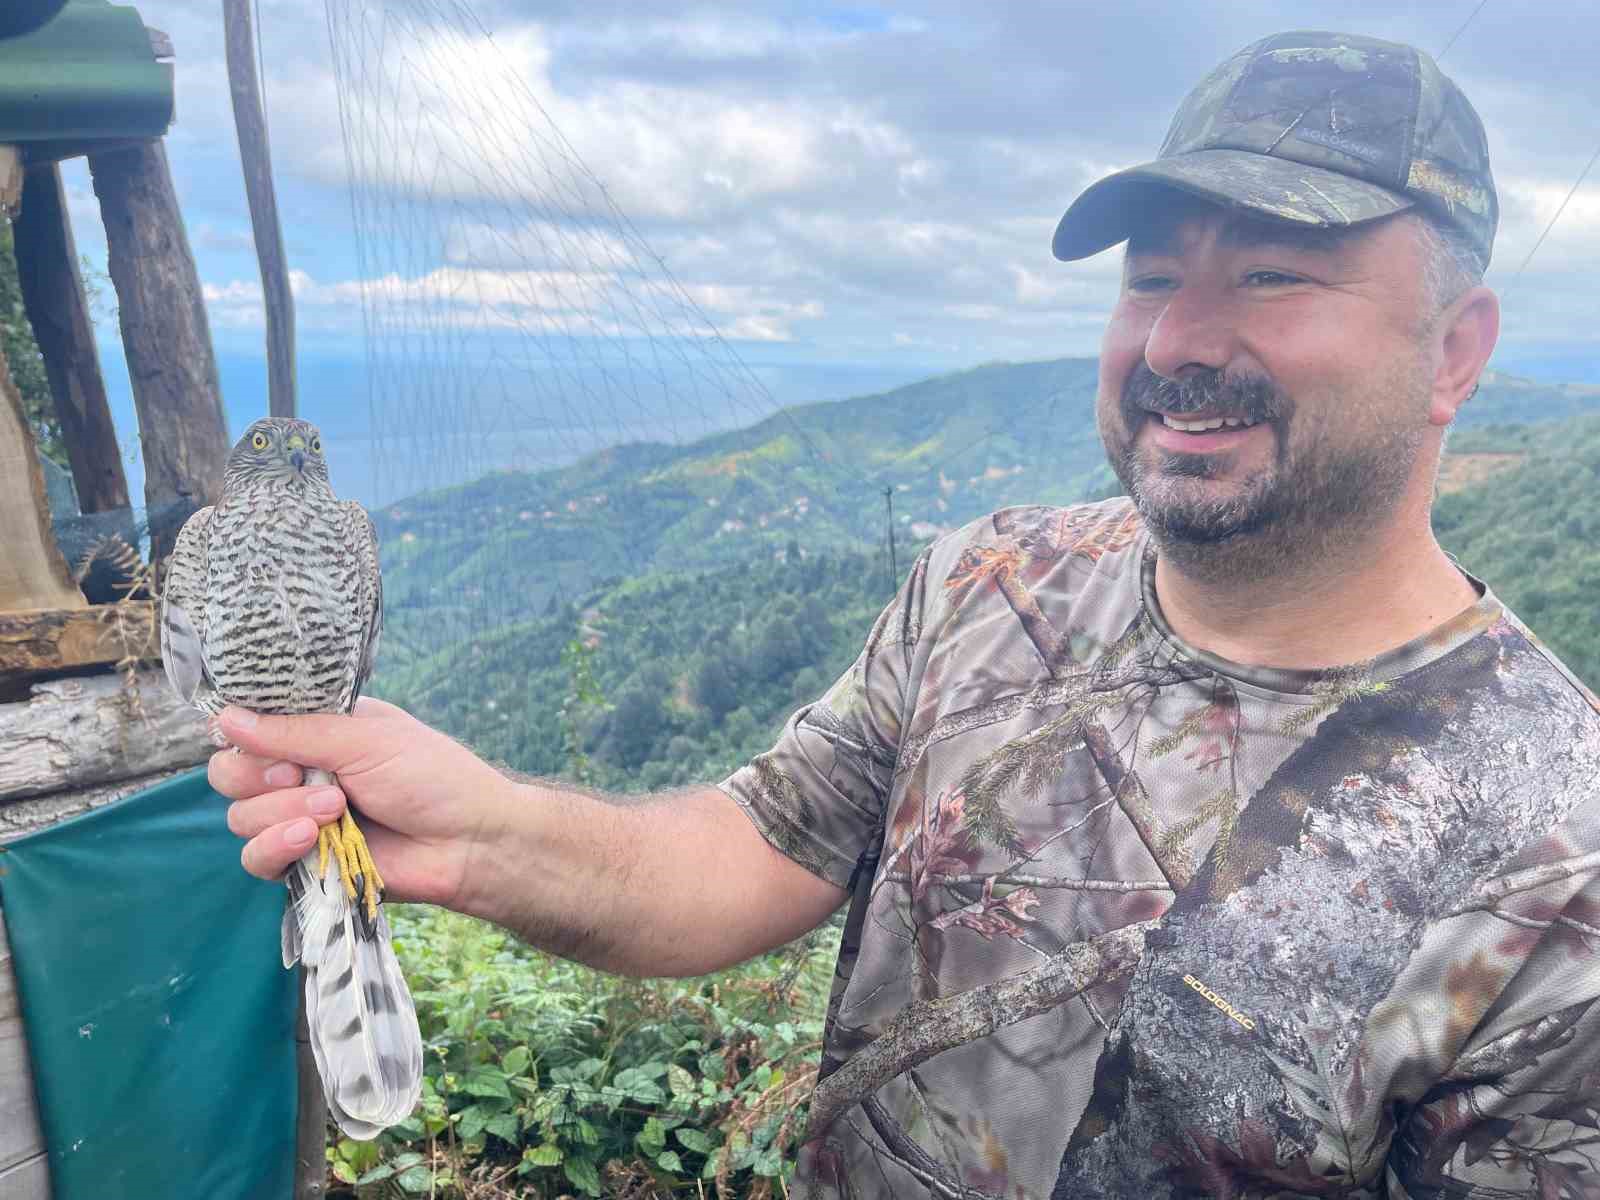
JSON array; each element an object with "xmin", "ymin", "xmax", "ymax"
[{"xmin": 1106, "ymin": 363, "xmax": 1425, "ymax": 580}]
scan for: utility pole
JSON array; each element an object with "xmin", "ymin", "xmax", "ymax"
[
  {"xmin": 222, "ymin": 0, "xmax": 295, "ymax": 417},
  {"xmin": 883, "ymin": 486, "xmax": 898, "ymax": 591}
]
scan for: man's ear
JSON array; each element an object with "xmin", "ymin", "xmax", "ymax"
[{"xmin": 1429, "ymin": 285, "xmax": 1500, "ymax": 427}]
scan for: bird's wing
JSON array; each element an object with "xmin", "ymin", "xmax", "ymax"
[
  {"xmin": 342, "ymin": 499, "xmax": 383, "ymax": 711},
  {"xmin": 160, "ymin": 505, "xmax": 217, "ymax": 708}
]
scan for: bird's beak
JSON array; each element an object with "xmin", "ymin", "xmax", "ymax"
[{"xmin": 290, "ymin": 450, "xmax": 306, "ymax": 472}]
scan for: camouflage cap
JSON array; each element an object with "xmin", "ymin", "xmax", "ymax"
[{"xmin": 1052, "ymin": 31, "xmax": 1498, "ymax": 269}]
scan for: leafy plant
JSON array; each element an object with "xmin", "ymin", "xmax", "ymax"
[{"xmin": 326, "ymin": 905, "xmax": 840, "ymax": 1198}]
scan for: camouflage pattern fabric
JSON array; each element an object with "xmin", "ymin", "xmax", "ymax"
[
  {"xmin": 720, "ymin": 499, "xmax": 1600, "ymax": 1199},
  {"xmin": 1052, "ymin": 30, "xmax": 1499, "ymax": 268}
]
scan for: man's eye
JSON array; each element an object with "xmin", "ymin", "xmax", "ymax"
[
  {"xmin": 1127, "ymin": 275, "xmax": 1176, "ymax": 294},
  {"xmin": 1244, "ymin": 270, "xmax": 1302, "ymax": 286}
]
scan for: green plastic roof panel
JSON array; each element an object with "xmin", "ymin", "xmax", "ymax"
[{"xmin": 0, "ymin": 0, "xmax": 173, "ymax": 158}]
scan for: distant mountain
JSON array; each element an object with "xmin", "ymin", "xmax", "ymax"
[
  {"xmin": 372, "ymin": 357, "xmax": 1600, "ymax": 648},
  {"xmin": 368, "ymin": 376, "xmax": 1600, "ymax": 790}
]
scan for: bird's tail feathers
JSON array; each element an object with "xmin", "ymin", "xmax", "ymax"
[{"xmin": 285, "ymin": 803, "xmax": 422, "ymax": 1139}]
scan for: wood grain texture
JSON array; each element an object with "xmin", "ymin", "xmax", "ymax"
[
  {"xmin": 222, "ymin": 0, "xmax": 296, "ymax": 420},
  {"xmin": 0, "ymin": 348, "xmax": 83, "ymax": 615},
  {"xmin": 0, "ymin": 669, "xmax": 210, "ymax": 806},
  {"xmin": 0, "ymin": 764, "xmax": 200, "ymax": 845},
  {"xmin": 0, "ymin": 906, "xmax": 49, "ymax": 1197},
  {"xmin": 0, "ymin": 1155, "xmax": 49, "ymax": 1199},
  {"xmin": 15, "ymin": 163, "xmax": 129, "ymax": 514},
  {"xmin": 87, "ymin": 140, "xmax": 229, "ymax": 565},
  {"xmin": 0, "ymin": 604, "xmax": 156, "ymax": 677}
]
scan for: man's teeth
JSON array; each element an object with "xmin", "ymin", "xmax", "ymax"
[{"xmin": 1160, "ymin": 414, "xmax": 1261, "ymax": 432}]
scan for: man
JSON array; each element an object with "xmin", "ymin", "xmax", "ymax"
[{"xmin": 215, "ymin": 30, "xmax": 1600, "ymax": 1199}]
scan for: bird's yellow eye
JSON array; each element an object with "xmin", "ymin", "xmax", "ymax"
[
  {"xmin": 250, "ymin": 431, "xmax": 269, "ymax": 450},
  {"xmin": 310, "ymin": 436, "xmax": 322, "ymax": 454}
]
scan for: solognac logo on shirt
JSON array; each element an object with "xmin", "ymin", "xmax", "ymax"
[{"xmin": 1182, "ymin": 974, "xmax": 1256, "ymax": 1031}]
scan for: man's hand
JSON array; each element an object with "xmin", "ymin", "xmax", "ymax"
[
  {"xmin": 211, "ymin": 697, "xmax": 847, "ymax": 976},
  {"xmin": 209, "ymin": 696, "xmax": 511, "ymax": 913}
]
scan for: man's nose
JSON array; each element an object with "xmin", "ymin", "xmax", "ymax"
[{"xmin": 1142, "ymin": 283, "xmax": 1237, "ymax": 381}]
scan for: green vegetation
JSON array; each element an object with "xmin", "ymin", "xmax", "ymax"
[
  {"xmin": 374, "ymin": 545, "xmax": 896, "ymax": 792},
  {"xmin": 1435, "ymin": 413, "xmax": 1600, "ymax": 689},
  {"xmin": 328, "ymin": 908, "xmax": 838, "ymax": 1196}
]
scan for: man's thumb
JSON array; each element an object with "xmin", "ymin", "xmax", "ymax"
[{"xmin": 217, "ymin": 706, "xmax": 357, "ymax": 770}]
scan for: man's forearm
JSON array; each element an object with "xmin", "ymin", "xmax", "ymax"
[{"xmin": 462, "ymin": 779, "xmax": 845, "ymax": 977}]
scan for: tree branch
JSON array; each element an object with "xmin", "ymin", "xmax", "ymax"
[
  {"xmin": 806, "ymin": 921, "xmax": 1151, "ymax": 1137},
  {"xmin": 882, "ymin": 871, "xmax": 1172, "ymax": 892},
  {"xmin": 860, "ymin": 1096, "xmax": 1001, "ymax": 1200}
]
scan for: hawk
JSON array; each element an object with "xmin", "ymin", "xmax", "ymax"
[{"xmin": 160, "ymin": 416, "xmax": 422, "ymax": 1139}]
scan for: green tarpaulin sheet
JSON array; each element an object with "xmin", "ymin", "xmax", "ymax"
[{"xmin": 0, "ymin": 767, "xmax": 297, "ymax": 1198}]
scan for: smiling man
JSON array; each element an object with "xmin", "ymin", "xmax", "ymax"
[{"xmin": 210, "ymin": 29, "xmax": 1600, "ymax": 1200}]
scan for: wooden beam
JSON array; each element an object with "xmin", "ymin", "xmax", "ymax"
[
  {"xmin": 0, "ymin": 669, "xmax": 208, "ymax": 805},
  {"xmin": 0, "ymin": 343, "xmax": 84, "ymax": 615},
  {"xmin": 87, "ymin": 140, "xmax": 229, "ymax": 565},
  {"xmin": 0, "ymin": 148, "xmax": 21, "ymax": 216},
  {"xmin": 15, "ymin": 163, "xmax": 129, "ymax": 514},
  {"xmin": 0, "ymin": 906, "xmax": 49, "ymax": 1198},
  {"xmin": 0, "ymin": 604, "xmax": 155, "ymax": 679},
  {"xmin": 0, "ymin": 764, "xmax": 199, "ymax": 846},
  {"xmin": 222, "ymin": 0, "xmax": 295, "ymax": 418}
]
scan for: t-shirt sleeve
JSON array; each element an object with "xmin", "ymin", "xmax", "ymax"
[
  {"xmin": 717, "ymin": 548, "xmax": 931, "ymax": 891},
  {"xmin": 1386, "ymin": 818, "xmax": 1600, "ymax": 1195}
]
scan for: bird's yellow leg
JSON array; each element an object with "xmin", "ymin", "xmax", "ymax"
[
  {"xmin": 343, "ymin": 811, "xmax": 385, "ymax": 923},
  {"xmin": 315, "ymin": 813, "xmax": 384, "ymax": 918},
  {"xmin": 317, "ymin": 819, "xmax": 360, "ymax": 903}
]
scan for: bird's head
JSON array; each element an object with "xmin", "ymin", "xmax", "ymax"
[{"xmin": 224, "ymin": 417, "xmax": 333, "ymax": 492}]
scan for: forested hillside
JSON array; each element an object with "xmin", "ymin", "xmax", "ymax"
[
  {"xmin": 1435, "ymin": 414, "xmax": 1600, "ymax": 688},
  {"xmin": 372, "ymin": 384, "xmax": 1600, "ymax": 791}
]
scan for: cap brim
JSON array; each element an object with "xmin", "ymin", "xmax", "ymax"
[{"xmin": 1052, "ymin": 148, "xmax": 1415, "ymax": 261}]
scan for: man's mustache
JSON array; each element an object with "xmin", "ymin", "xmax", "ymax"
[{"xmin": 1122, "ymin": 365, "xmax": 1286, "ymax": 424}]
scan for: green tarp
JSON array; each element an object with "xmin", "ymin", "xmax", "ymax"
[{"xmin": 0, "ymin": 768, "xmax": 297, "ymax": 1198}]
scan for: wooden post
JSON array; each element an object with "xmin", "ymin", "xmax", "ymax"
[
  {"xmin": 0, "ymin": 337, "xmax": 84, "ymax": 615},
  {"xmin": 0, "ymin": 906, "xmax": 49, "ymax": 1197},
  {"xmin": 87, "ymin": 140, "xmax": 229, "ymax": 565},
  {"xmin": 222, "ymin": 0, "xmax": 295, "ymax": 419},
  {"xmin": 0, "ymin": 146, "xmax": 21, "ymax": 213},
  {"xmin": 14, "ymin": 163, "xmax": 130, "ymax": 515}
]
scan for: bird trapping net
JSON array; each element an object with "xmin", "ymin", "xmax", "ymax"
[{"xmin": 320, "ymin": 0, "xmax": 877, "ymax": 645}]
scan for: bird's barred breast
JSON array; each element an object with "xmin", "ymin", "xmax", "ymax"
[{"xmin": 206, "ymin": 487, "xmax": 369, "ymax": 715}]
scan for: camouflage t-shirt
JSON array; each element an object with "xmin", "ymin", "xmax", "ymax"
[{"xmin": 719, "ymin": 499, "xmax": 1600, "ymax": 1200}]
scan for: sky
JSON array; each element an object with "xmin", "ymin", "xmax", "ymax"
[{"xmin": 49, "ymin": 0, "xmax": 1600, "ymax": 504}]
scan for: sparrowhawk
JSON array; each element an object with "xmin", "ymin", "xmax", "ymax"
[{"xmin": 161, "ymin": 416, "xmax": 422, "ymax": 1139}]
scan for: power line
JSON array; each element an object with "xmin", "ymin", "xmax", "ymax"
[
  {"xmin": 1437, "ymin": 0, "xmax": 1490, "ymax": 62},
  {"xmin": 1501, "ymin": 138, "xmax": 1600, "ymax": 301}
]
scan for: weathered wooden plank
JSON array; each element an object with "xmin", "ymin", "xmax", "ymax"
[
  {"xmin": 0, "ymin": 1153, "xmax": 50, "ymax": 1198},
  {"xmin": 0, "ymin": 906, "xmax": 49, "ymax": 1195},
  {"xmin": 0, "ymin": 669, "xmax": 209, "ymax": 806},
  {"xmin": 0, "ymin": 345, "xmax": 84, "ymax": 615},
  {"xmin": 0, "ymin": 604, "xmax": 155, "ymax": 677},
  {"xmin": 15, "ymin": 162, "xmax": 129, "ymax": 514},
  {"xmin": 87, "ymin": 140, "xmax": 229, "ymax": 565},
  {"xmin": 0, "ymin": 764, "xmax": 200, "ymax": 846},
  {"xmin": 0, "ymin": 147, "xmax": 20, "ymax": 215}
]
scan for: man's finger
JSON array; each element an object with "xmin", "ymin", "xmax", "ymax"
[
  {"xmin": 240, "ymin": 817, "xmax": 319, "ymax": 881},
  {"xmin": 352, "ymin": 695, "xmax": 408, "ymax": 719},
  {"xmin": 227, "ymin": 786, "xmax": 346, "ymax": 839},
  {"xmin": 209, "ymin": 749, "xmax": 302, "ymax": 800},
  {"xmin": 218, "ymin": 706, "xmax": 391, "ymax": 773}
]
